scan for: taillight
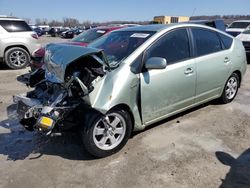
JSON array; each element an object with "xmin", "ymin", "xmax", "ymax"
[
  {"xmin": 31, "ymin": 33, "xmax": 38, "ymax": 39},
  {"xmin": 32, "ymin": 47, "xmax": 45, "ymax": 57}
]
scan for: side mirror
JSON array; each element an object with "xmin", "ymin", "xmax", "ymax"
[{"xmin": 145, "ymin": 57, "xmax": 167, "ymax": 70}]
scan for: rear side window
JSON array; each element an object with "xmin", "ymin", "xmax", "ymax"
[
  {"xmin": 0, "ymin": 20, "xmax": 32, "ymax": 32},
  {"xmin": 205, "ymin": 21, "xmax": 216, "ymax": 28},
  {"xmin": 192, "ymin": 28, "xmax": 222, "ymax": 57},
  {"xmin": 146, "ymin": 28, "xmax": 190, "ymax": 65},
  {"xmin": 72, "ymin": 29, "xmax": 108, "ymax": 43},
  {"xmin": 219, "ymin": 33, "xmax": 233, "ymax": 49}
]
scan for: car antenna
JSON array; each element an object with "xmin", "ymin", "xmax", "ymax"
[{"xmin": 191, "ymin": 8, "xmax": 197, "ymax": 17}]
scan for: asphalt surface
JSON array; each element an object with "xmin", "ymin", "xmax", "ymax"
[{"xmin": 0, "ymin": 36, "xmax": 250, "ymax": 188}]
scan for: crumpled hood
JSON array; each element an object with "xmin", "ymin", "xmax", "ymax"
[
  {"xmin": 61, "ymin": 41, "xmax": 89, "ymax": 46},
  {"xmin": 44, "ymin": 43, "xmax": 105, "ymax": 83}
]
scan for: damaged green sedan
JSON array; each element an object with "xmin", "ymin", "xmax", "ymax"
[{"xmin": 14, "ymin": 24, "xmax": 247, "ymax": 157}]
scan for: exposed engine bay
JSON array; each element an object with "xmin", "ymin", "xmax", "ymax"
[{"xmin": 14, "ymin": 44, "xmax": 109, "ymax": 135}]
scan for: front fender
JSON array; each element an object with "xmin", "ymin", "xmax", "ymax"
[{"xmin": 87, "ymin": 63, "xmax": 144, "ymax": 131}]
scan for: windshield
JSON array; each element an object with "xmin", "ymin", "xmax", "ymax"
[
  {"xmin": 72, "ymin": 29, "xmax": 107, "ymax": 43},
  {"xmin": 89, "ymin": 31, "xmax": 155, "ymax": 67},
  {"xmin": 242, "ymin": 29, "xmax": 250, "ymax": 34},
  {"xmin": 229, "ymin": 22, "xmax": 250, "ymax": 29}
]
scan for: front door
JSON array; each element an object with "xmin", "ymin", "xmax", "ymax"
[{"xmin": 140, "ymin": 28, "xmax": 196, "ymax": 125}]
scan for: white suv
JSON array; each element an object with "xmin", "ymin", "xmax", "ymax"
[
  {"xmin": 0, "ymin": 16, "xmax": 41, "ymax": 69},
  {"xmin": 226, "ymin": 20, "xmax": 250, "ymax": 37}
]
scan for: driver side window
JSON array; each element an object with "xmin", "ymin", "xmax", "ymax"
[{"xmin": 145, "ymin": 28, "xmax": 191, "ymax": 65}]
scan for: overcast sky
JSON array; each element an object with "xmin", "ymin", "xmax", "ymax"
[{"xmin": 0, "ymin": 0, "xmax": 249, "ymax": 23}]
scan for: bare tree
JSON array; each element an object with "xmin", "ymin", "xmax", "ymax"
[
  {"xmin": 48, "ymin": 20, "xmax": 63, "ymax": 27},
  {"xmin": 35, "ymin": 18, "xmax": 42, "ymax": 25},
  {"xmin": 191, "ymin": 15, "xmax": 250, "ymax": 24},
  {"xmin": 41, "ymin": 18, "xmax": 48, "ymax": 25},
  {"xmin": 35, "ymin": 18, "xmax": 48, "ymax": 25},
  {"xmin": 82, "ymin": 20, "xmax": 92, "ymax": 28},
  {"xmin": 23, "ymin": 18, "xmax": 31, "ymax": 24},
  {"xmin": 63, "ymin": 17, "xmax": 80, "ymax": 27}
]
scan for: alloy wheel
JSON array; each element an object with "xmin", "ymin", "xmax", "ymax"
[
  {"xmin": 9, "ymin": 50, "xmax": 27, "ymax": 67},
  {"xmin": 225, "ymin": 77, "xmax": 238, "ymax": 100},
  {"xmin": 93, "ymin": 113, "xmax": 126, "ymax": 150}
]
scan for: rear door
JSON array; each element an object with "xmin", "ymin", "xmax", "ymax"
[
  {"xmin": 191, "ymin": 28, "xmax": 231, "ymax": 103},
  {"xmin": 140, "ymin": 28, "xmax": 196, "ymax": 124},
  {"xmin": 0, "ymin": 20, "xmax": 12, "ymax": 57}
]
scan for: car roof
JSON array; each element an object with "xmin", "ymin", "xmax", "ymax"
[
  {"xmin": 187, "ymin": 19, "xmax": 223, "ymax": 23},
  {"xmin": 0, "ymin": 16, "xmax": 24, "ymax": 21},
  {"xmin": 92, "ymin": 25, "xmax": 127, "ymax": 31},
  {"xmin": 232, "ymin": 20, "xmax": 250, "ymax": 23},
  {"xmin": 114, "ymin": 24, "xmax": 174, "ymax": 32},
  {"xmin": 114, "ymin": 23, "xmax": 223, "ymax": 33},
  {"xmin": 112, "ymin": 23, "xmax": 231, "ymax": 39}
]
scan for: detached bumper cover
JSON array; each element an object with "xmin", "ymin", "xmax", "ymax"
[
  {"xmin": 16, "ymin": 73, "xmax": 31, "ymax": 85},
  {"xmin": 13, "ymin": 94, "xmax": 41, "ymax": 119}
]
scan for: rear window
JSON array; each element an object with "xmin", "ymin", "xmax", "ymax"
[
  {"xmin": 72, "ymin": 29, "xmax": 108, "ymax": 43},
  {"xmin": 229, "ymin": 22, "xmax": 250, "ymax": 29},
  {"xmin": 192, "ymin": 28, "xmax": 222, "ymax": 57},
  {"xmin": 219, "ymin": 34, "xmax": 233, "ymax": 49},
  {"xmin": 242, "ymin": 29, "xmax": 250, "ymax": 34},
  {"xmin": 0, "ymin": 20, "xmax": 32, "ymax": 32},
  {"xmin": 204, "ymin": 22, "xmax": 216, "ymax": 28}
]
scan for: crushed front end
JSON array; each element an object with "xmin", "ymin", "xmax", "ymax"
[{"xmin": 14, "ymin": 43, "xmax": 108, "ymax": 135}]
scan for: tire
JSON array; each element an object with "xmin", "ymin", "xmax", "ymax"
[
  {"xmin": 4, "ymin": 47, "xmax": 30, "ymax": 69},
  {"xmin": 219, "ymin": 73, "xmax": 239, "ymax": 104},
  {"xmin": 81, "ymin": 109, "xmax": 132, "ymax": 158}
]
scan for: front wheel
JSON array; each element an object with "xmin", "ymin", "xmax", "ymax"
[
  {"xmin": 219, "ymin": 73, "xmax": 239, "ymax": 104},
  {"xmin": 81, "ymin": 109, "xmax": 132, "ymax": 158},
  {"xmin": 4, "ymin": 47, "xmax": 30, "ymax": 69}
]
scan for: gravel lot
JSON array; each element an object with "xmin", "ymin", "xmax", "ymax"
[
  {"xmin": 38, "ymin": 35, "xmax": 68, "ymax": 46},
  {"xmin": 0, "ymin": 36, "xmax": 250, "ymax": 188}
]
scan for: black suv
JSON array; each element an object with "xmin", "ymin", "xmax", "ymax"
[
  {"xmin": 185, "ymin": 19, "xmax": 226, "ymax": 31},
  {"xmin": 48, "ymin": 27, "xmax": 68, "ymax": 37}
]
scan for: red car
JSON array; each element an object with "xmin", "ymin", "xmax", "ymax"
[{"xmin": 30, "ymin": 25, "xmax": 127, "ymax": 70}]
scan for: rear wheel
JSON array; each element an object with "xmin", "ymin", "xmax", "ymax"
[
  {"xmin": 219, "ymin": 73, "xmax": 239, "ymax": 104},
  {"xmin": 4, "ymin": 47, "xmax": 30, "ymax": 69},
  {"xmin": 81, "ymin": 109, "xmax": 132, "ymax": 158}
]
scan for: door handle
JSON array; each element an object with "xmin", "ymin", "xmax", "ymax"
[
  {"xmin": 224, "ymin": 57, "xmax": 230, "ymax": 63},
  {"xmin": 184, "ymin": 68, "xmax": 194, "ymax": 75}
]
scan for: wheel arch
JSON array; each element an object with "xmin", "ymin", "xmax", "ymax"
[
  {"xmin": 108, "ymin": 103, "xmax": 135, "ymax": 132},
  {"xmin": 81, "ymin": 103, "xmax": 135, "ymax": 132},
  {"xmin": 232, "ymin": 70, "xmax": 242, "ymax": 87},
  {"xmin": 4, "ymin": 45, "xmax": 31, "ymax": 57}
]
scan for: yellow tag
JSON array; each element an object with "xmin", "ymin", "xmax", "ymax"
[{"xmin": 39, "ymin": 116, "xmax": 54, "ymax": 128}]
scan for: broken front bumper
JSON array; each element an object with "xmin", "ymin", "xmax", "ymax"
[
  {"xmin": 14, "ymin": 95, "xmax": 57, "ymax": 133},
  {"xmin": 13, "ymin": 94, "xmax": 77, "ymax": 134},
  {"xmin": 17, "ymin": 69, "xmax": 45, "ymax": 87},
  {"xmin": 14, "ymin": 94, "xmax": 41, "ymax": 118},
  {"xmin": 13, "ymin": 94, "xmax": 41, "ymax": 131}
]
